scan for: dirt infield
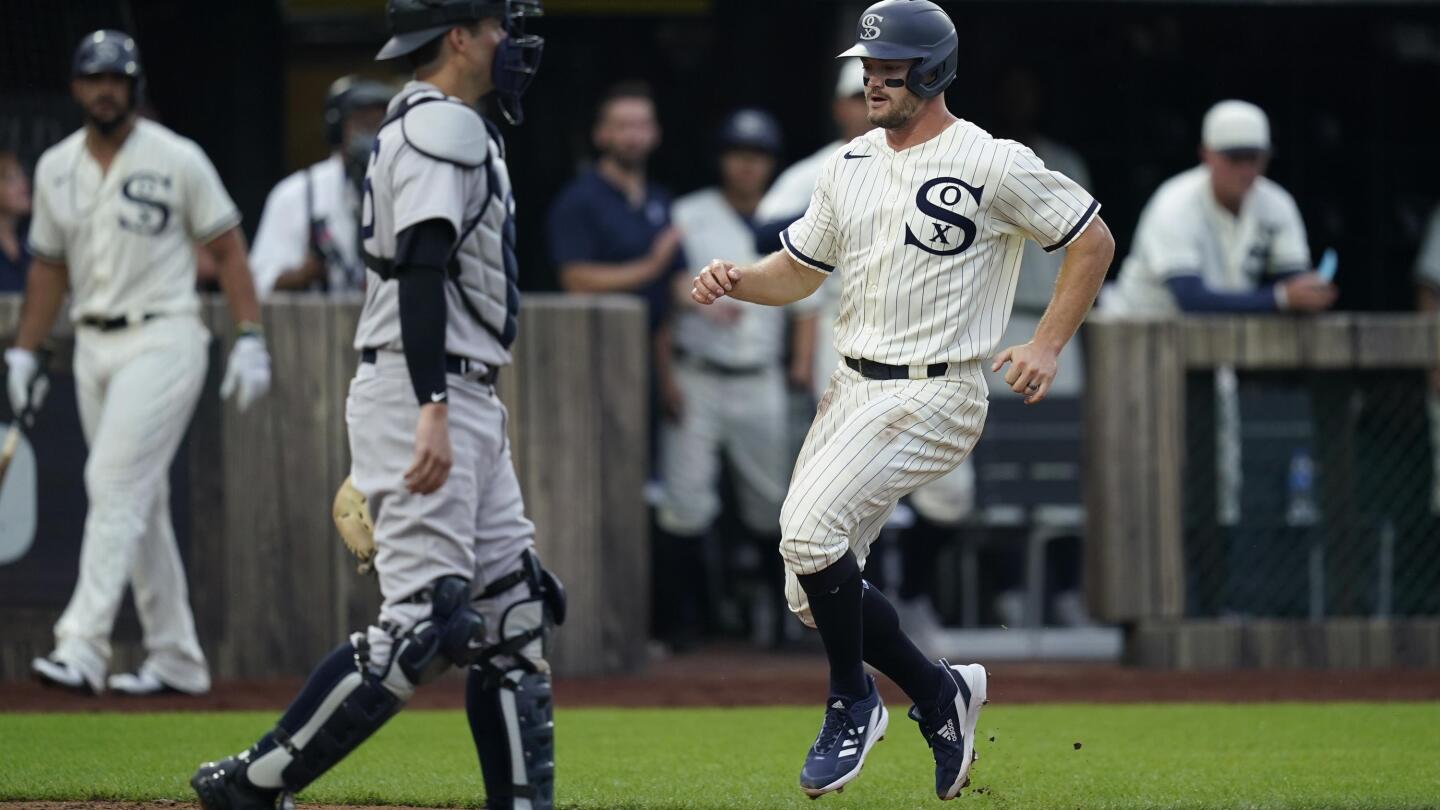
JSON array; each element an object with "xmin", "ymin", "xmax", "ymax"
[{"xmin": 4, "ymin": 645, "xmax": 1439, "ymax": 713}]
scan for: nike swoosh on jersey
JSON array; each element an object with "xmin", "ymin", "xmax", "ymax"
[
  {"xmin": 431, "ymin": 392, "xmax": 447, "ymax": 403},
  {"xmin": 842, "ymin": 151, "xmax": 871, "ymax": 160}
]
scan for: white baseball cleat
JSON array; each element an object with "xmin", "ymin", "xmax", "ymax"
[
  {"xmin": 108, "ymin": 669, "xmax": 208, "ymax": 697},
  {"xmin": 31, "ymin": 656, "xmax": 101, "ymax": 695}
]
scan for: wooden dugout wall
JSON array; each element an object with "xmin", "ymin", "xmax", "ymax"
[
  {"xmin": 0, "ymin": 294, "xmax": 649, "ymax": 680},
  {"xmin": 1084, "ymin": 314, "xmax": 1440, "ymax": 668}
]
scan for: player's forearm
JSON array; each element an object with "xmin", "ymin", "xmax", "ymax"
[
  {"xmin": 1032, "ymin": 215, "xmax": 1115, "ymax": 353},
  {"xmin": 14, "ymin": 258, "xmax": 68, "ymax": 351},
  {"xmin": 559, "ymin": 259, "xmax": 662, "ymax": 293},
  {"xmin": 209, "ymin": 228, "xmax": 262, "ymax": 325},
  {"xmin": 729, "ymin": 251, "xmax": 823, "ymax": 307}
]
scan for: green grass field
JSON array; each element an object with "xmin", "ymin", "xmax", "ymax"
[{"xmin": 2, "ymin": 704, "xmax": 1437, "ymax": 809}]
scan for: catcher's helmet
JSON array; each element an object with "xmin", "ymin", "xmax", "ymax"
[
  {"xmin": 837, "ymin": 0, "xmax": 958, "ymax": 100},
  {"xmin": 324, "ymin": 76, "xmax": 395, "ymax": 147},
  {"xmin": 72, "ymin": 29, "xmax": 145, "ymax": 107},
  {"xmin": 376, "ymin": 0, "xmax": 543, "ymax": 125},
  {"xmin": 717, "ymin": 109, "xmax": 783, "ymax": 156}
]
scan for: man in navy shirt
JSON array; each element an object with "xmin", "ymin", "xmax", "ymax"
[
  {"xmin": 548, "ymin": 81, "xmax": 684, "ymax": 332},
  {"xmin": 0, "ymin": 150, "xmax": 30, "ymax": 293}
]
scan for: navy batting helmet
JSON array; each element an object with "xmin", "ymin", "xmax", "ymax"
[
  {"xmin": 376, "ymin": 0, "xmax": 543, "ymax": 125},
  {"xmin": 72, "ymin": 29, "xmax": 145, "ymax": 107},
  {"xmin": 837, "ymin": 0, "xmax": 958, "ymax": 100},
  {"xmin": 717, "ymin": 109, "xmax": 782, "ymax": 156}
]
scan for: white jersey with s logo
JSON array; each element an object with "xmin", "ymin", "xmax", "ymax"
[
  {"xmin": 27, "ymin": 119, "xmax": 241, "ymax": 321},
  {"xmin": 780, "ymin": 120, "xmax": 1099, "ymax": 368}
]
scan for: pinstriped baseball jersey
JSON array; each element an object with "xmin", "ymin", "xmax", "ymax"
[{"xmin": 780, "ymin": 120, "xmax": 1099, "ymax": 367}]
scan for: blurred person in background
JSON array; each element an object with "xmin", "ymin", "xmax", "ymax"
[
  {"xmin": 655, "ymin": 109, "xmax": 790, "ymax": 650},
  {"xmin": 981, "ymin": 66, "xmax": 1095, "ymax": 628},
  {"xmin": 1104, "ymin": 100, "xmax": 1335, "ymax": 615},
  {"xmin": 0, "ymin": 149, "xmax": 31, "ymax": 292},
  {"xmin": 549, "ymin": 80, "xmax": 684, "ymax": 333},
  {"xmin": 1103, "ymin": 100, "xmax": 1334, "ymax": 318},
  {"xmin": 757, "ymin": 59, "xmax": 870, "ymax": 399},
  {"xmin": 250, "ymin": 76, "xmax": 393, "ymax": 296},
  {"xmin": 10, "ymin": 29, "xmax": 271, "ymax": 696}
]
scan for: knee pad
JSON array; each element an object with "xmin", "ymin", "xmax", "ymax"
[
  {"xmin": 472, "ymin": 551, "xmax": 564, "ymax": 678},
  {"xmin": 396, "ymin": 576, "xmax": 487, "ymax": 686},
  {"xmin": 467, "ymin": 667, "xmax": 555, "ymax": 810}
]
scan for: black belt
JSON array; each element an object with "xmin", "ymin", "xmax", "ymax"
[
  {"xmin": 360, "ymin": 348, "xmax": 498, "ymax": 385},
  {"xmin": 845, "ymin": 356, "xmax": 948, "ymax": 380},
  {"xmin": 78, "ymin": 313, "xmax": 159, "ymax": 332},
  {"xmin": 676, "ymin": 351, "xmax": 769, "ymax": 377}
]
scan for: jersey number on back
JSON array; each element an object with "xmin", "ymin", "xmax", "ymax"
[{"xmin": 903, "ymin": 176, "xmax": 983, "ymax": 257}]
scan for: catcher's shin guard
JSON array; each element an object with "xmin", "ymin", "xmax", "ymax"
[
  {"xmin": 466, "ymin": 556, "xmax": 562, "ymax": 810},
  {"xmin": 205, "ymin": 639, "xmax": 411, "ymax": 797},
  {"xmin": 467, "ymin": 667, "xmax": 555, "ymax": 810}
]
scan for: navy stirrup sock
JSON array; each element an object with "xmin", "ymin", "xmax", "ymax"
[{"xmin": 796, "ymin": 551, "xmax": 867, "ymax": 701}]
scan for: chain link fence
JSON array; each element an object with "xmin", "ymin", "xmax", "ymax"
[{"xmin": 1183, "ymin": 369, "xmax": 1440, "ymax": 620}]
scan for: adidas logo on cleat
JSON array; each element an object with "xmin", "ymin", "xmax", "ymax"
[{"xmin": 938, "ymin": 720, "xmax": 958, "ymax": 743}]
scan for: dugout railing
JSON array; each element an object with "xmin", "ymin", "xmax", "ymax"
[{"xmin": 1085, "ymin": 314, "xmax": 1440, "ymax": 668}]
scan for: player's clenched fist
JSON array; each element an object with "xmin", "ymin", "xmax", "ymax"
[
  {"xmin": 692, "ymin": 259, "xmax": 741, "ymax": 305},
  {"xmin": 992, "ymin": 342, "xmax": 1059, "ymax": 405}
]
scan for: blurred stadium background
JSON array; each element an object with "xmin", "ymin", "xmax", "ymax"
[{"xmin": 2, "ymin": 0, "xmax": 1440, "ymax": 697}]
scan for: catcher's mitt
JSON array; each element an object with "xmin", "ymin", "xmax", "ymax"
[{"xmin": 333, "ymin": 476, "xmax": 375, "ymax": 574}]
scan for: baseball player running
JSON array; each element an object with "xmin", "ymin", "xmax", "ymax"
[
  {"xmin": 692, "ymin": 1, "xmax": 1114, "ymax": 799},
  {"xmin": 191, "ymin": 3, "xmax": 563, "ymax": 809},
  {"xmin": 6, "ymin": 30, "xmax": 272, "ymax": 697}
]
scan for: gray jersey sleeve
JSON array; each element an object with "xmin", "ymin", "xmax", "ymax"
[{"xmin": 992, "ymin": 145, "xmax": 1099, "ymax": 253}]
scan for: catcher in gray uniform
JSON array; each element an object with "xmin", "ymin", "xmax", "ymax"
[{"xmin": 190, "ymin": 2, "xmax": 563, "ymax": 809}]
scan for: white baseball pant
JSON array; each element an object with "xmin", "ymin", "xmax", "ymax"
[
  {"xmin": 657, "ymin": 363, "xmax": 789, "ymax": 537},
  {"xmin": 51, "ymin": 314, "xmax": 211, "ymax": 692},
  {"xmin": 780, "ymin": 360, "xmax": 988, "ymax": 627}
]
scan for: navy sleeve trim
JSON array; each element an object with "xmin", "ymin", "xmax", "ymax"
[
  {"xmin": 780, "ymin": 227, "xmax": 834, "ymax": 274},
  {"xmin": 1043, "ymin": 198, "xmax": 1101, "ymax": 253}
]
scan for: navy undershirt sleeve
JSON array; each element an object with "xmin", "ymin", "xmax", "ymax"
[
  {"xmin": 1165, "ymin": 274, "xmax": 1280, "ymax": 313},
  {"xmin": 396, "ymin": 218, "xmax": 457, "ymax": 405}
]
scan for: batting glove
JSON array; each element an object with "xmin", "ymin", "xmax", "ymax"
[
  {"xmin": 220, "ymin": 335, "xmax": 272, "ymax": 412},
  {"xmin": 4, "ymin": 347, "xmax": 48, "ymax": 418}
]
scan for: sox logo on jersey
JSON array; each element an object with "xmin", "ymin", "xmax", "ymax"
[{"xmin": 904, "ymin": 176, "xmax": 983, "ymax": 256}]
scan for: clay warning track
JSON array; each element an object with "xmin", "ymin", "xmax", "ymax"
[{"xmin": 4, "ymin": 646, "xmax": 1438, "ymax": 713}]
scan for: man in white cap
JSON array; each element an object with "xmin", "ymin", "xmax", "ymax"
[
  {"xmin": 1105, "ymin": 100, "xmax": 1335, "ymax": 316},
  {"xmin": 1104, "ymin": 100, "xmax": 1336, "ymax": 614}
]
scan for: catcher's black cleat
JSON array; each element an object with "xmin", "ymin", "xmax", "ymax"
[{"xmin": 191, "ymin": 751, "xmax": 293, "ymax": 810}]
